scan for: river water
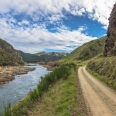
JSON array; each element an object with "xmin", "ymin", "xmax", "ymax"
[{"xmin": 0, "ymin": 64, "xmax": 49, "ymax": 115}]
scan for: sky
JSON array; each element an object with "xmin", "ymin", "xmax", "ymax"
[{"xmin": 0, "ymin": 0, "xmax": 116, "ymax": 53}]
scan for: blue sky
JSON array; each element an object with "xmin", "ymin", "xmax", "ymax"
[{"xmin": 0, "ymin": 0, "xmax": 116, "ymax": 53}]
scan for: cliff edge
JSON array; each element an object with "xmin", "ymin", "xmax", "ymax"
[{"xmin": 104, "ymin": 3, "xmax": 116, "ymax": 56}]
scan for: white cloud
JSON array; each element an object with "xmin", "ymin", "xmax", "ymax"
[
  {"xmin": 0, "ymin": 18, "xmax": 96, "ymax": 53},
  {"xmin": 78, "ymin": 26, "xmax": 87, "ymax": 32},
  {"xmin": 0, "ymin": 0, "xmax": 115, "ymax": 26}
]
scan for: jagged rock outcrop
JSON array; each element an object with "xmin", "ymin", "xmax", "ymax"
[
  {"xmin": 0, "ymin": 38, "xmax": 24, "ymax": 66},
  {"xmin": 104, "ymin": 3, "xmax": 116, "ymax": 56}
]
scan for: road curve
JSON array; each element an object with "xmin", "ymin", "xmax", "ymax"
[{"xmin": 78, "ymin": 66, "xmax": 116, "ymax": 116}]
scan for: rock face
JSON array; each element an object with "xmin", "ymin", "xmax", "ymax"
[
  {"xmin": 104, "ymin": 3, "xmax": 116, "ymax": 56},
  {"xmin": 0, "ymin": 38, "xmax": 24, "ymax": 66}
]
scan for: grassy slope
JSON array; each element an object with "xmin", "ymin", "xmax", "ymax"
[{"xmin": 61, "ymin": 36, "xmax": 106, "ymax": 64}]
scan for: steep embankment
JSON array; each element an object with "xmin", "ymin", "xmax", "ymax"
[
  {"xmin": 87, "ymin": 57, "xmax": 116, "ymax": 89},
  {"xmin": 61, "ymin": 36, "xmax": 106, "ymax": 63},
  {"xmin": 0, "ymin": 38, "xmax": 24, "ymax": 66}
]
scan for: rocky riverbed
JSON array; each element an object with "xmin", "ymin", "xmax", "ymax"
[{"xmin": 0, "ymin": 66, "xmax": 35, "ymax": 85}]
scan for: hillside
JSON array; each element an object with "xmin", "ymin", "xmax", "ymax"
[
  {"xmin": 0, "ymin": 38, "xmax": 24, "ymax": 66},
  {"xmin": 61, "ymin": 36, "xmax": 106, "ymax": 63},
  {"xmin": 18, "ymin": 51, "xmax": 68, "ymax": 62}
]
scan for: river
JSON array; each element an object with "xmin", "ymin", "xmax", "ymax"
[{"xmin": 0, "ymin": 64, "xmax": 49, "ymax": 115}]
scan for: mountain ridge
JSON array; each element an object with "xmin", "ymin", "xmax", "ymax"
[{"xmin": 18, "ymin": 50, "xmax": 68, "ymax": 62}]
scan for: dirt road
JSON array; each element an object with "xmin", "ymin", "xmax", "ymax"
[{"xmin": 78, "ymin": 66, "xmax": 116, "ymax": 116}]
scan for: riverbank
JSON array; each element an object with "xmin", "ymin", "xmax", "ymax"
[
  {"xmin": 3, "ymin": 63, "xmax": 88, "ymax": 116},
  {"xmin": 0, "ymin": 66, "xmax": 35, "ymax": 85}
]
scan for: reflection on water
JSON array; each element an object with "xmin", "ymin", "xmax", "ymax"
[{"xmin": 0, "ymin": 64, "xmax": 49, "ymax": 114}]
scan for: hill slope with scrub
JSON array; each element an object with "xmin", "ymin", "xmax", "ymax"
[
  {"xmin": 0, "ymin": 38, "xmax": 24, "ymax": 66},
  {"xmin": 61, "ymin": 36, "xmax": 106, "ymax": 63}
]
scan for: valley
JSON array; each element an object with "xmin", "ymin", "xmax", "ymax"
[{"xmin": 1, "ymin": 2, "xmax": 116, "ymax": 116}]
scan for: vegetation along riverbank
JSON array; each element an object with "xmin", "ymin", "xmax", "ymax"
[{"xmin": 3, "ymin": 63, "xmax": 88, "ymax": 116}]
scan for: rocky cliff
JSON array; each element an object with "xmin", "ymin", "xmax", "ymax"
[
  {"xmin": 104, "ymin": 3, "xmax": 116, "ymax": 56},
  {"xmin": 0, "ymin": 38, "xmax": 24, "ymax": 66}
]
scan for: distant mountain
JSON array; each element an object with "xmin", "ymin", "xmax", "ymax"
[
  {"xmin": 61, "ymin": 36, "xmax": 106, "ymax": 63},
  {"xmin": 18, "ymin": 51, "xmax": 68, "ymax": 62},
  {"xmin": 35, "ymin": 52, "xmax": 68, "ymax": 61},
  {"xmin": 0, "ymin": 38, "xmax": 24, "ymax": 66},
  {"xmin": 18, "ymin": 50, "xmax": 44, "ymax": 62}
]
